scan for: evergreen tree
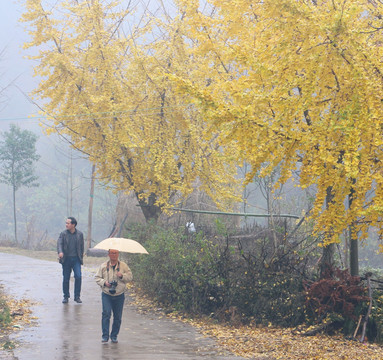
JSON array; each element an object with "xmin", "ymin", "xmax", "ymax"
[{"xmin": 0, "ymin": 124, "xmax": 40, "ymax": 244}]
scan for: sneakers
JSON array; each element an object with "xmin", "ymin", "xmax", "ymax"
[
  {"xmin": 63, "ymin": 297, "xmax": 82, "ymax": 303},
  {"xmin": 102, "ymin": 337, "xmax": 117, "ymax": 343}
]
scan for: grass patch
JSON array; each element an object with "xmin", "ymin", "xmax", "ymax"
[
  {"xmin": 0, "ymin": 246, "xmax": 107, "ymax": 267},
  {"xmin": 0, "ymin": 294, "xmax": 11, "ymax": 328}
]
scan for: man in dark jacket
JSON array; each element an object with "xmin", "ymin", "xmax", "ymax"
[{"xmin": 57, "ymin": 217, "xmax": 84, "ymax": 304}]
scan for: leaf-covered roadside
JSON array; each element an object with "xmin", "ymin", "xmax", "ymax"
[
  {"xmin": 0, "ymin": 285, "xmax": 35, "ymax": 353},
  {"xmin": 129, "ymin": 285, "xmax": 383, "ymax": 360},
  {"xmin": 190, "ymin": 322, "xmax": 383, "ymax": 360},
  {"xmin": 1, "ymin": 247, "xmax": 382, "ymax": 359}
]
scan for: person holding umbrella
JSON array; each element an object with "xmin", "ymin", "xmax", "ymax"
[{"xmin": 95, "ymin": 248, "xmax": 133, "ymax": 343}]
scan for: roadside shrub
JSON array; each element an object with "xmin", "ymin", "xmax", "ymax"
[
  {"xmin": 369, "ymin": 290, "xmax": 383, "ymax": 344},
  {"xmin": 124, "ymin": 222, "xmax": 383, "ymax": 341},
  {"xmin": 355, "ymin": 268, "xmax": 383, "ymax": 343},
  {"xmin": 127, "ymin": 223, "xmax": 308, "ymax": 327},
  {"xmin": 129, "ymin": 227, "xmax": 224, "ymax": 313},
  {"xmin": 0, "ymin": 295, "xmax": 11, "ymax": 328},
  {"xmin": 231, "ymin": 270, "xmax": 305, "ymax": 327},
  {"xmin": 303, "ymin": 268, "xmax": 368, "ymax": 335}
]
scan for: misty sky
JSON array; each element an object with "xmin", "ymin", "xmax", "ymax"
[
  {"xmin": 0, "ymin": 2, "xmax": 117, "ymax": 242},
  {"xmin": 0, "ymin": 1, "xmax": 37, "ymax": 129},
  {"xmin": 0, "ymin": 2, "xmax": 78, "ymax": 181}
]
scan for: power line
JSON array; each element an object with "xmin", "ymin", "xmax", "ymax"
[
  {"xmin": 0, "ymin": 116, "xmax": 40, "ymax": 122},
  {"xmin": 0, "ymin": 103, "xmax": 193, "ymax": 123}
]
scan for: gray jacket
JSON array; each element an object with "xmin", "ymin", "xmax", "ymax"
[{"xmin": 57, "ymin": 229, "xmax": 85, "ymax": 265}]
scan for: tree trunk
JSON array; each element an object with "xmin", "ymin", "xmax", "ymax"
[
  {"xmin": 320, "ymin": 186, "xmax": 335, "ymax": 277},
  {"xmin": 136, "ymin": 192, "xmax": 162, "ymax": 223},
  {"xmin": 350, "ymin": 232, "xmax": 359, "ymax": 276},
  {"xmin": 86, "ymin": 164, "xmax": 96, "ymax": 250},
  {"xmin": 349, "ymin": 180, "xmax": 359, "ymax": 276},
  {"xmin": 266, "ymin": 182, "xmax": 278, "ymax": 254},
  {"xmin": 70, "ymin": 151, "xmax": 73, "ymax": 215},
  {"xmin": 360, "ymin": 273, "xmax": 372, "ymax": 342},
  {"xmin": 320, "ymin": 243, "xmax": 334, "ymax": 277},
  {"xmin": 12, "ymin": 184, "xmax": 17, "ymax": 244},
  {"xmin": 344, "ymin": 229, "xmax": 349, "ymax": 275}
]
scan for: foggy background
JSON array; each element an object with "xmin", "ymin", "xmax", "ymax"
[
  {"xmin": 0, "ymin": 1, "xmax": 118, "ymax": 248},
  {"xmin": 0, "ymin": 1, "xmax": 380, "ymax": 269}
]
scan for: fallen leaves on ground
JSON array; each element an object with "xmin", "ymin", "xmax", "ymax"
[
  {"xmin": 0, "ymin": 290, "xmax": 35, "ymax": 352},
  {"xmin": 181, "ymin": 320, "xmax": 383, "ymax": 359},
  {"xmin": 128, "ymin": 284, "xmax": 383, "ymax": 359},
  {"xmin": 0, "ymin": 250, "xmax": 381, "ymax": 359}
]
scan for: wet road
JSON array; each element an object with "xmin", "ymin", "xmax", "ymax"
[{"xmin": 0, "ymin": 253, "xmax": 245, "ymax": 360}]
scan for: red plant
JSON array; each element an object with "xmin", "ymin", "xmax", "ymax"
[{"xmin": 303, "ymin": 268, "xmax": 368, "ymax": 322}]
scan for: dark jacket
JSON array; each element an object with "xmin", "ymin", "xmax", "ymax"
[{"xmin": 57, "ymin": 229, "xmax": 85, "ymax": 265}]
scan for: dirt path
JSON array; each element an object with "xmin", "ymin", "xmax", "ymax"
[{"xmin": 0, "ymin": 252, "xmax": 247, "ymax": 360}]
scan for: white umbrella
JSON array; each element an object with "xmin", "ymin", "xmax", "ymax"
[{"xmin": 94, "ymin": 237, "xmax": 149, "ymax": 254}]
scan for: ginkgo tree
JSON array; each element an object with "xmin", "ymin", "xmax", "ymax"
[
  {"xmin": 170, "ymin": 0, "xmax": 383, "ymax": 273},
  {"xmin": 21, "ymin": 0, "xmax": 240, "ymax": 222}
]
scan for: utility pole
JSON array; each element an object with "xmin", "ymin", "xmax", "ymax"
[
  {"xmin": 87, "ymin": 164, "xmax": 96, "ymax": 249},
  {"xmin": 349, "ymin": 181, "xmax": 358, "ymax": 276}
]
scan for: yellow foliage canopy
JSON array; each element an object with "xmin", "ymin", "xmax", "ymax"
[
  {"xmin": 172, "ymin": 0, "xmax": 383, "ymax": 244},
  {"xmin": 21, "ymin": 0, "xmax": 240, "ymax": 220}
]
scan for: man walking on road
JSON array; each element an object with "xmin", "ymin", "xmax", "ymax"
[
  {"xmin": 95, "ymin": 249, "xmax": 133, "ymax": 343},
  {"xmin": 57, "ymin": 217, "xmax": 84, "ymax": 304}
]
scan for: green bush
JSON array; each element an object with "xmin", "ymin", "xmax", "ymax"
[
  {"xmin": 231, "ymin": 270, "xmax": 305, "ymax": 326},
  {"xmin": 125, "ymin": 222, "xmax": 383, "ymax": 339},
  {"xmin": 367, "ymin": 290, "xmax": 383, "ymax": 344},
  {"xmin": 129, "ymin": 227, "xmax": 224, "ymax": 313},
  {"xmin": 0, "ymin": 296, "xmax": 11, "ymax": 328},
  {"xmin": 358, "ymin": 268, "xmax": 383, "ymax": 343},
  {"xmin": 127, "ymin": 223, "xmax": 307, "ymax": 326}
]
